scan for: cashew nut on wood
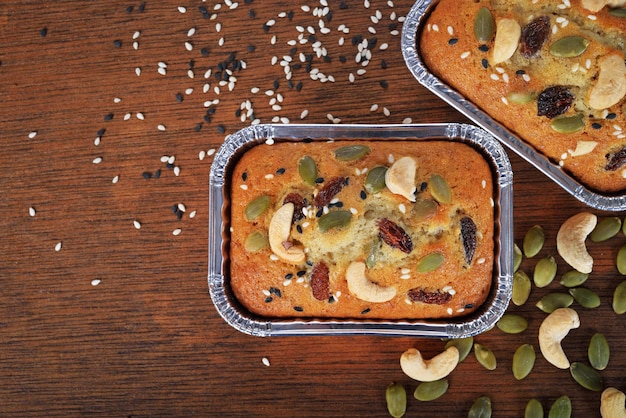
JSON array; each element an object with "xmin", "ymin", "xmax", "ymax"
[
  {"xmin": 400, "ymin": 346, "xmax": 459, "ymax": 382},
  {"xmin": 268, "ymin": 203, "xmax": 305, "ymax": 265},
  {"xmin": 601, "ymin": 387, "xmax": 626, "ymax": 418},
  {"xmin": 556, "ymin": 212, "xmax": 597, "ymax": 274},
  {"xmin": 538, "ymin": 308, "xmax": 580, "ymax": 369},
  {"xmin": 346, "ymin": 261, "xmax": 396, "ymax": 303}
]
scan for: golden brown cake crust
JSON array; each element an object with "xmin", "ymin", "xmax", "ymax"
[
  {"xmin": 228, "ymin": 140, "xmax": 495, "ymax": 320},
  {"xmin": 420, "ymin": 0, "xmax": 626, "ymax": 193}
]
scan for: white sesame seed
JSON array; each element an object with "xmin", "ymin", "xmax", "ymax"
[
  {"xmin": 132, "ymin": 41, "xmax": 138, "ymax": 50},
  {"xmin": 157, "ymin": 124, "xmax": 166, "ymax": 131},
  {"xmin": 199, "ymin": 150, "xmax": 206, "ymax": 160},
  {"xmin": 398, "ymin": 203, "xmax": 406, "ymax": 213},
  {"xmin": 124, "ymin": 113, "xmax": 131, "ymax": 121},
  {"xmin": 207, "ymin": 149, "xmax": 216, "ymax": 156},
  {"xmin": 262, "ymin": 357, "xmax": 270, "ymax": 367},
  {"xmin": 460, "ymin": 51, "xmax": 470, "ymax": 59},
  {"xmin": 157, "ymin": 67, "xmax": 167, "ymax": 76},
  {"xmin": 29, "ymin": 207, "xmax": 36, "ymax": 217},
  {"xmin": 134, "ymin": 220, "xmax": 141, "ymax": 229},
  {"xmin": 135, "ymin": 67, "xmax": 141, "ymax": 76},
  {"xmin": 93, "ymin": 157, "xmax": 102, "ymax": 164},
  {"xmin": 402, "ymin": 118, "xmax": 412, "ymax": 124},
  {"xmin": 383, "ymin": 107, "xmax": 390, "ymax": 117},
  {"xmin": 55, "ymin": 242, "xmax": 62, "ymax": 252},
  {"xmin": 91, "ymin": 279, "xmax": 101, "ymax": 286},
  {"xmin": 113, "ymin": 97, "xmax": 121, "ymax": 103},
  {"xmin": 28, "ymin": 131, "xmax": 37, "ymax": 139},
  {"xmin": 112, "ymin": 175, "xmax": 119, "ymax": 184},
  {"xmin": 240, "ymin": 184, "xmax": 248, "ymax": 190},
  {"xmin": 174, "ymin": 166, "xmax": 181, "ymax": 176},
  {"xmin": 173, "ymin": 228, "xmax": 182, "ymax": 236},
  {"xmin": 177, "ymin": 6, "xmax": 186, "ymax": 13},
  {"xmin": 400, "ymin": 274, "xmax": 411, "ymax": 280},
  {"xmin": 189, "ymin": 210, "xmax": 197, "ymax": 219},
  {"xmin": 136, "ymin": 112, "xmax": 145, "ymax": 120}
]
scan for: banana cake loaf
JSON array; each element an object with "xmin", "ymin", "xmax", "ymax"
[
  {"xmin": 228, "ymin": 140, "xmax": 495, "ymax": 319},
  {"xmin": 419, "ymin": 0, "xmax": 626, "ymax": 193}
]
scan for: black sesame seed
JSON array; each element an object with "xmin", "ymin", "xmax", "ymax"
[
  {"xmin": 217, "ymin": 125, "xmax": 226, "ymax": 134},
  {"xmin": 153, "ymin": 169, "xmax": 161, "ymax": 179},
  {"xmin": 242, "ymin": 172, "xmax": 248, "ymax": 181},
  {"xmin": 293, "ymin": 306, "xmax": 304, "ymax": 312},
  {"xmin": 388, "ymin": 23, "xmax": 398, "ymax": 31},
  {"xmin": 104, "ymin": 113, "xmax": 114, "ymax": 121},
  {"xmin": 308, "ymin": 34, "xmax": 316, "ymax": 43},
  {"xmin": 188, "ymin": 59, "xmax": 195, "ymax": 69},
  {"xmin": 464, "ymin": 303, "xmax": 474, "ymax": 309},
  {"xmin": 420, "ymin": 181, "xmax": 428, "ymax": 191},
  {"xmin": 360, "ymin": 190, "xmax": 367, "ymax": 200},
  {"xmin": 296, "ymin": 82, "xmax": 303, "ymax": 91},
  {"xmin": 113, "ymin": 40, "xmax": 122, "ymax": 48},
  {"xmin": 203, "ymin": 115, "xmax": 212, "ymax": 123},
  {"xmin": 607, "ymin": 113, "xmax": 617, "ymax": 120},
  {"xmin": 175, "ymin": 93, "xmax": 183, "ymax": 103},
  {"xmin": 273, "ymin": 79, "xmax": 280, "ymax": 90},
  {"xmin": 142, "ymin": 171, "xmax": 152, "ymax": 179},
  {"xmin": 262, "ymin": 23, "xmax": 270, "ymax": 32},
  {"xmin": 97, "ymin": 128, "xmax": 106, "ymax": 137},
  {"xmin": 368, "ymin": 38, "xmax": 378, "ymax": 49},
  {"xmin": 481, "ymin": 58, "xmax": 488, "ymax": 69},
  {"xmin": 331, "ymin": 201, "xmax": 344, "ymax": 208},
  {"xmin": 478, "ymin": 44, "xmax": 489, "ymax": 52},
  {"xmin": 276, "ymin": 167, "xmax": 286, "ymax": 175},
  {"xmin": 138, "ymin": 2, "xmax": 145, "ymax": 12},
  {"xmin": 361, "ymin": 308, "xmax": 371, "ymax": 315},
  {"xmin": 303, "ymin": 137, "xmax": 313, "ymax": 143},
  {"xmin": 315, "ymin": 177, "xmax": 324, "ymax": 183},
  {"xmin": 264, "ymin": 296, "xmax": 273, "ymax": 303},
  {"xmin": 339, "ymin": 1, "xmax": 348, "ymax": 9},
  {"xmin": 316, "ymin": 209, "xmax": 323, "ymax": 218},
  {"xmin": 247, "ymin": 45, "xmax": 256, "ymax": 52},
  {"xmin": 207, "ymin": 108, "xmax": 216, "ymax": 115},
  {"xmin": 269, "ymin": 287, "xmax": 282, "ymax": 297},
  {"xmin": 339, "ymin": 55, "xmax": 347, "ymax": 63},
  {"xmin": 194, "ymin": 123, "xmax": 203, "ymax": 132},
  {"xmin": 592, "ymin": 122, "xmax": 602, "ymax": 129},
  {"xmin": 126, "ymin": 5, "xmax": 134, "ymax": 12},
  {"xmin": 40, "ymin": 27, "xmax": 48, "ymax": 37},
  {"xmin": 244, "ymin": 0, "xmax": 253, "ymax": 4},
  {"xmin": 516, "ymin": 69, "xmax": 526, "ymax": 75},
  {"xmin": 380, "ymin": 80, "xmax": 388, "ymax": 88},
  {"xmin": 165, "ymin": 163, "xmax": 174, "ymax": 169},
  {"xmin": 235, "ymin": 108, "xmax": 242, "ymax": 117},
  {"xmin": 448, "ymin": 38, "xmax": 458, "ymax": 45},
  {"xmin": 297, "ymin": 270, "xmax": 306, "ymax": 277},
  {"xmin": 328, "ymin": 296, "xmax": 336, "ymax": 303},
  {"xmin": 249, "ymin": 9, "xmax": 256, "ymax": 18},
  {"xmin": 287, "ymin": 80, "xmax": 294, "ymax": 89},
  {"xmin": 292, "ymin": 63, "xmax": 302, "ymax": 70},
  {"xmin": 381, "ymin": 59, "xmax": 388, "ymax": 69},
  {"xmin": 296, "ymin": 225, "xmax": 303, "ymax": 234},
  {"xmin": 285, "ymin": 273, "xmax": 293, "ymax": 279},
  {"xmin": 323, "ymin": 55, "xmax": 331, "ymax": 63}
]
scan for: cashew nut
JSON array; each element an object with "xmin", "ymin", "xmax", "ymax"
[
  {"xmin": 601, "ymin": 387, "xmax": 626, "ymax": 418},
  {"xmin": 582, "ymin": 0, "xmax": 608, "ymax": 12},
  {"xmin": 588, "ymin": 53, "xmax": 626, "ymax": 110},
  {"xmin": 538, "ymin": 307, "xmax": 580, "ymax": 369},
  {"xmin": 385, "ymin": 156, "xmax": 417, "ymax": 202},
  {"xmin": 268, "ymin": 203, "xmax": 306, "ymax": 265},
  {"xmin": 556, "ymin": 212, "xmax": 597, "ymax": 274},
  {"xmin": 400, "ymin": 346, "xmax": 459, "ymax": 382},
  {"xmin": 492, "ymin": 18, "xmax": 521, "ymax": 64},
  {"xmin": 346, "ymin": 261, "xmax": 396, "ymax": 303}
]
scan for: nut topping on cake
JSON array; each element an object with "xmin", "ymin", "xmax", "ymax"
[
  {"xmin": 385, "ymin": 156, "xmax": 417, "ymax": 202},
  {"xmin": 588, "ymin": 53, "xmax": 626, "ymax": 110},
  {"xmin": 346, "ymin": 261, "xmax": 396, "ymax": 303},
  {"xmin": 269, "ymin": 203, "xmax": 306, "ymax": 265},
  {"xmin": 491, "ymin": 18, "xmax": 521, "ymax": 64}
]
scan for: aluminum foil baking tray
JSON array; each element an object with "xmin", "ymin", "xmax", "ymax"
[
  {"xmin": 208, "ymin": 123, "xmax": 513, "ymax": 337},
  {"xmin": 401, "ymin": 0, "xmax": 626, "ymax": 211}
]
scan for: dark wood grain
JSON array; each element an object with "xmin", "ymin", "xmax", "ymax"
[{"xmin": 1, "ymin": 1, "xmax": 624, "ymax": 416}]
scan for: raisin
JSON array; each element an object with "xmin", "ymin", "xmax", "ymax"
[
  {"xmin": 310, "ymin": 261, "xmax": 330, "ymax": 301},
  {"xmin": 460, "ymin": 216, "xmax": 477, "ymax": 264},
  {"xmin": 537, "ymin": 86, "xmax": 574, "ymax": 119},
  {"xmin": 378, "ymin": 218, "xmax": 413, "ymax": 254},
  {"xmin": 313, "ymin": 176, "xmax": 348, "ymax": 208},
  {"xmin": 520, "ymin": 16, "xmax": 550, "ymax": 58},
  {"xmin": 283, "ymin": 193, "xmax": 307, "ymax": 222},
  {"xmin": 407, "ymin": 288, "xmax": 452, "ymax": 305},
  {"xmin": 606, "ymin": 147, "xmax": 626, "ymax": 171}
]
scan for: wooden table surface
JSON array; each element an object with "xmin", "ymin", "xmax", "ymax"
[{"xmin": 2, "ymin": 1, "xmax": 625, "ymax": 416}]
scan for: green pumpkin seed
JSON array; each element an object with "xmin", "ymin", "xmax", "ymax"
[
  {"xmin": 548, "ymin": 396, "xmax": 571, "ymax": 418},
  {"xmin": 244, "ymin": 195, "xmax": 271, "ymax": 220},
  {"xmin": 569, "ymin": 287, "xmax": 601, "ymax": 309},
  {"xmin": 512, "ymin": 270, "xmax": 532, "ymax": 306},
  {"xmin": 534, "ymin": 256, "xmax": 557, "ymax": 288},
  {"xmin": 413, "ymin": 198, "xmax": 438, "ymax": 221},
  {"xmin": 468, "ymin": 396, "xmax": 492, "ymax": 418},
  {"xmin": 244, "ymin": 231, "xmax": 269, "ymax": 252},
  {"xmin": 429, "ymin": 174, "xmax": 451, "ymax": 204},
  {"xmin": 525, "ymin": 398, "xmax": 544, "ymax": 418},
  {"xmin": 550, "ymin": 36, "xmax": 590, "ymax": 57},
  {"xmin": 612, "ymin": 280, "xmax": 626, "ymax": 314},
  {"xmin": 366, "ymin": 240, "xmax": 381, "ymax": 269},
  {"xmin": 609, "ymin": 7, "xmax": 626, "ymax": 17},
  {"xmin": 474, "ymin": 7, "xmax": 495, "ymax": 42},
  {"xmin": 365, "ymin": 166, "xmax": 388, "ymax": 194},
  {"xmin": 588, "ymin": 333, "xmax": 610, "ymax": 371},
  {"xmin": 514, "ymin": 243, "xmax": 523, "ymax": 272},
  {"xmin": 497, "ymin": 313, "xmax": 528, "ymax": 334},
  {"xmin": 386, "ymin": 383, "xmax": 407, "ymax": 418},
  {"xmin": 590, "ymin": 216, "xmax": 621, "ymax": 242},
  {"xmin": 512, "ymin": 344, "xmax": 536, "ymax": 380},
  {"xmin": 559, "ymin": 270, "xmax": 589, "ymax": 287},
  {"xmin": 334, "ymin": 144, "xmax": 370, "ymax": 161},
  {"xmin": 507, "ymin": 91, "xmax": 536, "ymax": 104},
  {"xmin": 414, "ymin": 379, "xmax": 449, "ymax": 402},
  {"xmin": 570, "ymin": 362, "xmax": 602, "ymax": 391},
  {"xmin": 523, "ymin": 225, "xmax": 545, "ymax": 258},
  {"xmin": 551, "ymin": 114, "xmax": 585, "ymax": 134},
  {"xmin": 298, "ymin": 155, "xmax": 317, "ymax": 186},
  {"xmin": 445, "ymin": 336, "xmax": 474, "ymax": 362},
  {"xmin": 536, "ymin": 293, "xmax": 574, "ymax": 313},
  {"xmin": 617, "ymin": 245, "xmax": 626, "ymax": 275},
  {"xmin": 474, "ymin": 344, "xmax": 497, "ymax": 371},
  {"xmin": 318, "ymin": 210, "xmax": 352, "ymax": 232},
  {"xmin": 417, "ymin": 252, "xmax": 445, "ymax": 273}
]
